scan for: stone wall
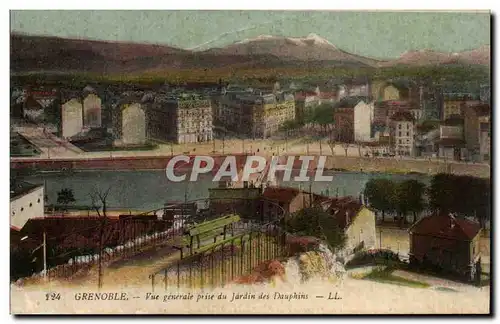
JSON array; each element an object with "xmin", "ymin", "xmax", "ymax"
[{"xmin": 321, "ymin": 156, "xmax": 490, "ymax": 178}]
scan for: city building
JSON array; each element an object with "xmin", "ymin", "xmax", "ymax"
[
  {"xmin": 371, "ymin": 79, "xmax": 410, "ymax": 102},
  {"xmin": 334, "ymin": 96, "xmax": 372, "ymax": 143},
  {"xmin": 318, "ymin": 196, "xmax": 377, "ymax": 256},
  {"xmin": 463, "ymin": 103, "xmax": 490, "ymax": 162},
  {"xmin": 334, "ymin": 104, "xmax": 355, "ymax": 143},
  {"xmin": 112, "ymin": 96, "xmax": 147, "ymax": 146},
  {"xmin": 414, "ymin": 129, "xmax": 440, "ymax": 158},
  {"xmin": 262, "ymin": 186, "xmax": 312, "ymax": 216},
  {"xmin": 436, "ymin": 117, "xmax": 465, "ymax": 160},
  {"xmin": 373, "ymin": 100, "xmax": 413, "ymax": 126},
  {"xmin": 342, "ymin": 78, "xmax": 371, "ymax": 98},
  {"xmin": 442, "ymin": 93, "xmax": 481, "ymax": 121},
  {"xmin": 219, "ymin": 90, "xmax": 295, "ymax": 138},
  {"xmin": 208, "ymin": 180, "xmax": 262, "ymax": 220},
  {"xmin": 148, "ymin": 93, "xmax": 213, "ymax": 144},
  {"xmin": 480, "ymin": 84, "xmax": 491, "ymax": 104},
  {"xmin": 82, "ymin": 86, "xmax": 102, "ymax": 129},
  {"xmin": 10, "ymin": 181, "xmax": 44, "ymax": 231},
  {"xmin": 409, "ymin": 213, "xmax": 482, "ymax": 282},
  {"xmin": 389, "ymin": 110, "xmax": 415, "ymax": 156},
  {"xmin": 410, "ymin": 108, "xmax": 423, "ymax": 122},
  {"xmin": 61, "ymin": 98, "xmax": 84, "ymax": 139},
  {"xmin": 478, "ymin": 114, "xmax": 491, "ymax": 163},
  {"xmin": 353, "ymin": 100, "xmax": 374, "ymax": 142},
  {"xmin": 23, "ymin": 87, "xmax": 59, "ymax": 126},
  {"xmin": 294, "ymin": 90, "xmax": 319, "ymax": 124}
]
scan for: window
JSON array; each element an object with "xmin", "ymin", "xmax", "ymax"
[
  {"xmin": 406, "ymin": 132, "xmax": 410, "ymax": 137},
  {"xmin": 399, "ymin": 139, "xmax": 402, "ymax": 144},
  {"xmin": 21, "ymin": 207, "xmax": 24, "ymax": 211},
  {"xmin": 37, "ymin": 198, "xmax": 41, "ymax": 203},
  {"xmin": 29, "ymin": 203, "xmax": 33, "ymax": 207},
  {"xmin": 398, "ymin": 124, "xmax": 402, "ymax": 130}
]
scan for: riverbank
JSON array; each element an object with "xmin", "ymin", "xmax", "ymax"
[{"xmin": 11, "ymin": 153, "xmax": 490, "ymax": 178}]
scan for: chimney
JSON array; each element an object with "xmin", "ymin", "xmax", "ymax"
[{"xmin": 449, "ymin": 213, "xmax": 456, "ymax": 229}]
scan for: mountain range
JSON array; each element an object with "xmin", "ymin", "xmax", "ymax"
[{"xmin": 10, "ymin": 33, "xmax": 490, "ymax": 75}]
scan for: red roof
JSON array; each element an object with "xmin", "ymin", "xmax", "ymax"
[
  {"xmin": 409, "ymin": 213, "xmax": 481, "ymax": 241},
  {"xmin": 469, "ymin": 103, "xmax": 491, "ymax": 117},
  {"xmin": 319, "ymin": 92, "xmax": 337, "ymax": 99},
  {"xmin": 390, "ymin": 110, "xmax": 414, "ymax": 122},
  {"xmin": 294, "ymin": 91, "xmax": 317, "ymax": 100},
  {"xmin": 317, "ymin": 196, "xmax": 364, "ymax": 229},
  {"xmin": 262, "ymin": 187, "xmax": 302, "ymax": 203}
]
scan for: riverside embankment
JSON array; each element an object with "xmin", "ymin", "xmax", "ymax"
[{"xmin": 11, "ymin": 154, "xmax": 490, "ymax": 179}]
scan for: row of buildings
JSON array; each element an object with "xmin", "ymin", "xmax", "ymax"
[
  {"xmin": 325, "ymin": 80, "xmax": 490, "ymax": 162},
  {"xmin": 11, "ymin": 78, "xmax": 490, "ymax": 159}
]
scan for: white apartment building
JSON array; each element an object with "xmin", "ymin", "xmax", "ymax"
[
  {"xmin": 83, "ymin": 93, "xmax": 102, "ymax": 129},
  {"xmin": 10, "ymin": 182, "xmax": 44, "ymax": 231},
  {"xmin": 353, "ymin": 100, "xmax": 374, "ymax": 142},
  {"xmin": 61, "ymin": 98, "xmax": 83, "ymax": 139},
  {"xmin": 390, "ymin": 111, "xmax": 415, "ymax": 156}
]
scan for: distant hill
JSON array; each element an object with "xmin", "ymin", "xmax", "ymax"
[
  {"xmin": 202, "ymin": 33, "xmax": 381, "ymax": 68},
  {"xmin": 10, "ymin": 33, "xmax": 490, "ymax": 76},
  {"xmin": 378, "ymin": 46, "xmax": 490, "ymax": 67}
]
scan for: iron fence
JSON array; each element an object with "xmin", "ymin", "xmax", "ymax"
[
  {"xmin": 149, "ymin": 220, "xmax": 287, "ymax": 291},
  {"xmin": 13, "ymin": 196, "xmax": 288, "ymax": 283}
]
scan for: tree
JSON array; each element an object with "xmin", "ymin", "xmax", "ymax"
[
  {"xmin": 288, "ymin": 206, "xmax": 346, "ymax": 252},
  {"xmin": 356, "ymin": 142, "xmax": 363, "ymax": 157},
  {"xmin": 279, "ymin": 119, "xmax": 301, "ymax": 152},
  {"xmin": 57, "ymin": 188, "xmax": 76, "ymax": 211},
  {"xmin": 89, "ymin": 186, "xmax": 111, "ymax": 289},
  {"xmin": 428, "ymin": 173, "xmax": 464, "ymax": 215},
  {"xmin": 307, "ymin": 104, "xmax": 336, "ymax": 155},
  {"xmin": 342, "ymin": 143, "xmax": 350, "ymax": 157},
  {"xmin": 394, "ymin": 180, "xmax": 426, "ymax": 225},
  {"xmin": 326, "ymin": 138, "xmax": 336, "ymax": 156},
  {"xmin": 427, "ymin": 174, "xmax": 490, "ymax": 228},
  {"xmin": 363, "ymin": 179, "xmax": 396, "ymax": 222}
]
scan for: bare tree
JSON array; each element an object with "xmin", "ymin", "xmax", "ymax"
[
  {"xmin": 89, "ymin": 186, "xmax": 111, "ymax": 289},
  {"xmin": 342, "ymin": 143, "xmax": 350, "ymax": 157},
  {"xmin": 326, "ymin": 125, "xmax": 337, "ymax": 156},
  {"xmin": 356, "ymin": 142, "xmax": 363, "ymax": 157}
]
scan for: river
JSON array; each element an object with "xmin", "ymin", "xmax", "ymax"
[{"xmin": 24, "ymin": 170, "xmax": 430, "ymax": 211}]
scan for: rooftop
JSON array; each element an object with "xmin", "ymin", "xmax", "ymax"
[
  {"xmin": 409, "ymin": 213, "xmax": 481, "ymax": 241},
  {"xmin": 317, "ymin": 196, "xmax": 364, "ymax": 229},
  {"xmin": 390, "ymin": 110, "xmax": 414, "ymax": 122},
  {"xmin": 10, "ymin": 180, "xmax": 43, "ymax": 200},
  {"xmin": 335, "ymin": 96, "xmax": 371, "ymax": 109},
  {"xmin": 262, "ymin": 186, "xmax": 303, "ymax": 203}
]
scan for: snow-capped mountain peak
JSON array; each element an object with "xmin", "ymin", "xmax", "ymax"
[
  {"xmin": 236, "ymin": 34, "xmax": 276, "ymax": 44},
  {"xmin": 235, "ymin": 33, "xmax": 336, "ymax": 48},
  {"xmin": 305, "ymin": 33, "xmax": 336, "ymax": 47}
]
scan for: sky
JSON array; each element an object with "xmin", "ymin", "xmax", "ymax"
[{"xmin": 10, "ymin": 10, "xmax": 490, "ymax": 59}]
